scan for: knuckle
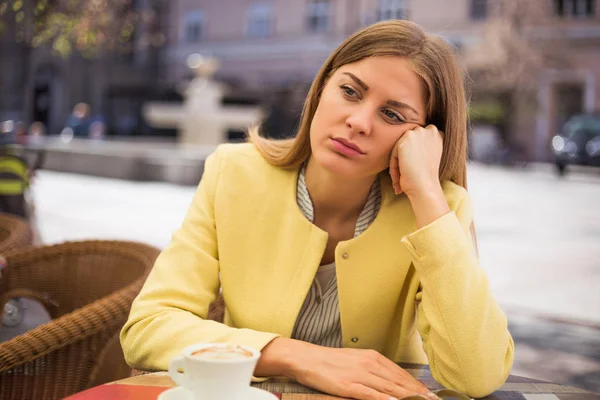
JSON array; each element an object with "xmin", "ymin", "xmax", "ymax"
[
  {"xmin": 381, "ymin": 382, "xmax": 396, "ymax": 395},
  {"xmin": 359, "ymin": 356, "xmax": 373, "ymax": 369},
  {"xmin": 335, "ymin": 380, "xmax": 349, "ymax": 391},
  {"xmin": 366, "ymin": 349, "xmax": 380, "ymax": 360},
  {"xmin": 343, "ymin": 383, "xmax": 363, "ymax": 397},
  {"xmin": 392, "ymin": 376, "xmax": 407, "ymax": 387},
  {"xmin": 361, "ymin": 352, "xmax": 381, "ymax": 368}
]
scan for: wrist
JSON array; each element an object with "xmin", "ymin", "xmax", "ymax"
[
  {"xmin": 405, "ymin": 183, "xmax": 450, "ymax": 229},
  {"xmin": 405, "ymin": 181, "xmax": 444, "ymax": 202},
  {"xmin": 256, "ymin": 337, "xmax": 306, "ymax": 379}
]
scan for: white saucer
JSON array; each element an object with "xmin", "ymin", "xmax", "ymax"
[{"xmin": 157, "ymin": 386, "xmax": 278, "ymax": 400}]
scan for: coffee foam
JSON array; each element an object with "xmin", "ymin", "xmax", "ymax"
[{"xmin": 191, "ymin": 345, "xmax": 253, "ymax": 360}]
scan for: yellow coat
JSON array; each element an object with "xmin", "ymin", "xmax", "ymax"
[{"xmin": 121, "ymin": 143, "xmax": 514, "ymax": 398}]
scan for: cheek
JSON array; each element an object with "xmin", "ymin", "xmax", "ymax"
[
  {"xmin": 316, "ymin": 87, "xmax": 345, "ymax": 121},
  {"xmin": 370, "ymin": 130, "xmax": 404, "ymax": 166},
  {"xmin": 309, "ymin": 107, "xmax": 324, "ymax": 141},
  {"xmin": 310, "ymin": 97, "xmax": 337, "ymax": 139}
]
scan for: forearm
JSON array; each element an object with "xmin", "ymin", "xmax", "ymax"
[
  {"xmin": 415, "ymin": 254, "xmax": 514, "ymax": 397},
  {"xmin": 121, "ymin": 239, "xmax": 280, "ymax": 371},
  {"xmin": 121, "ymin": 305, "xmax": 280, "ymax": 371},
  {"xmin": 402, "ymin": 211, "xmax": 514, "ymax": 397},
  {"xmin": 413, "ymin": 229, "xmax": 512, "ymax": 359}
]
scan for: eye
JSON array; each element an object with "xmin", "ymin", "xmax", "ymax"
[
  {"xmin": 340, "ymin": 85, "xmax": 359, "ymax": 99},
  {"xmin": 382, "ymin": 109, "xmax": 405, "ymax": 123}
]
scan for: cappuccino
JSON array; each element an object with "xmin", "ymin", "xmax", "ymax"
[
  {"xmin": 169, "ymin": 343, "xmax": 261, "ymax": 399},
  {"xmin": 191, "ymin": 345, "xmax": 253, "ymax": 360}
]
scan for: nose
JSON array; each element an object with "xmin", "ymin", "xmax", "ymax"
[{"xmin": 345, "ymin": 105, "xmax": 373, "ymax": 136}]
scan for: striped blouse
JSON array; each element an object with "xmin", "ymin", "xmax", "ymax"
[{"xmin": 291, "ymin": 166, "xmax": 382, "ymax": 347}]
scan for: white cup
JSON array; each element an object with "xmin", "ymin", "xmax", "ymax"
[{"xmin": 168, "ymin": 343, "xmax": 261, "ymax": 400}]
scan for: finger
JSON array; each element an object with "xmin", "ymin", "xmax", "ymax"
[
  {"xmin": 437, "ymin": 130, "xmax": 444, "ymax": 142},
  {"xmin": 425, "ymin": 125, "xmax": 444, "ymax": 141},
  {"xmin": 389, "ymin": 150, "xmax": 399, "ymax": 186},
  {"xmin": 395, "ymin": 173, "xmax": 402, "ymax": 195},
  {"xmin": 341, "ymin": 382, "xmax": 387, "ymax": 400},
  {"xmin": 403, "ymin": 123, "xmax": 422, "ymax": 134},
  {"xmin": 375, "ymin": 358, "xmax": 429, "ymax": 394},
  {"xmin": 361, "ymin": 373, "xmax": 414, "ymax": 400},
  {"xmin": 345, "ymin": 379, "xmax": 412, "ymax": 400}
]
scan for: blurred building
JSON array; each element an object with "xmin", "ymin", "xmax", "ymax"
[
  {"xmin": 167, "ymin": 0, "xmax": 600, "ymax": 161},
  {"xmin": 0, "ymin": 0, "xmax": 172, "ymax": 137},
  {"xmin": 1, "ymin": 0, "xmax": 598, "ymax": 159},
  {"xmin": 462, "ymin": 0, "xmax": 600, "ymax": 162},
  {"xmin": 167, "ymin": 0, "xmax": 490, "ymax": 88},
  {"xmin": 526, "ymin": 0, "xmax": 600, "ymax": 161}
]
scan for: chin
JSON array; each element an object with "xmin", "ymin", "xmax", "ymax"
[{"xmin": 313, "ymin": 147, "xmax": 362, "ymax": 178}]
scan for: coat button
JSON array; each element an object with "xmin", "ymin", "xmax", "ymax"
[
  {"xmin": 351, "ymin": 337, "xmax": 359, "ymax": 343},
  {"xmin": 341, "ymin": 253, "xmax": 349, "ymax": 260}
]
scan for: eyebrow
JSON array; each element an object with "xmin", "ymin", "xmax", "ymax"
[{"xmin": 341, "ymin": 72, "xmax": 421, "ymax": 118}]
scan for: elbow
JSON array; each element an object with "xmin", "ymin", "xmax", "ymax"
[
  {"xmin": 456, "ymin": 367, "xmax": 511, "ymax": 399},
  {"xmin": 435, "ymin": 365, "xmax": 512, "ymax": 399},
  {"xmin": 120, "ymin": 318, "xmax": 149, "ymax": 369},
  {"xmin": 120, "ymin": 323, "xmax": 137, "ymax": 368},
  {"xmin": 434, "ymin": 339, "xmax": 515, "ymax": 398},
  {"xmin": 468, "ymin": 363, "xmax": 512, "ymax": 399}
]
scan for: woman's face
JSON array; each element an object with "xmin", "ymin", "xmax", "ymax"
[{"xmin": 309, "ymin": 56, "xmax": 427, "ymax": 179}]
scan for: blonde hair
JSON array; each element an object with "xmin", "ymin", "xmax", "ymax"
[{"xmin": 248, "ymin": 20, "xmax": 469, "ymax": 188}]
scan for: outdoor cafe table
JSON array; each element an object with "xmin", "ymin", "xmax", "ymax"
[{"xmin": 65, "ymin": 364, "xmax": 600, "ymax": 400}]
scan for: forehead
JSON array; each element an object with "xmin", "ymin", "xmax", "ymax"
[{"xmin": 334, "ymin": 56, "xmax": 426, "ymax": 113}]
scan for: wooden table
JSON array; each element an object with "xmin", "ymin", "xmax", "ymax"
[{"xmin": 65, "ymin": 364, "xmax": 600, "ymax": 400}]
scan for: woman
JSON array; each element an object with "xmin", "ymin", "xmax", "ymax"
[{"xmin": 121, "ymin": 20, "xmax": 514, "ymax": 400}]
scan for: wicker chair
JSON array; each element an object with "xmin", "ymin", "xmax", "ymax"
[
  {"xmin": 0, "ymin": 240, "xmax": 160, "ymax": 400},
  {"xmin": 0, "ymin": 213, "xmax": 33, "ymax": 327},
  {"xmin": 0, "ymin": 213, "xmax": 32, "ymax": 252}
]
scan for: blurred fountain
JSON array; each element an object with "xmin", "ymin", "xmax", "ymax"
[{"xmin": 143, "ymin": 54, "xmax": 263, "ymax": 145}]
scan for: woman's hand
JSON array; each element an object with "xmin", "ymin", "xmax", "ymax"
[
  {"xmin": 388, "ymin": 125, "xmax": 450, "ymax": 228},
  {"xmin": 294, "ymin": 345, "xmax": 431, "ymax": 400},
  {"xmin": 389, "ymin": 125, "xmax": 444, "ymax": 198},
  {"xmin": 259, "ymin": 338, "xmax": 431, "ymax": 400}
]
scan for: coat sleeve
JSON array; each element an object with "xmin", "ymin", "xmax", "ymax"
[
  {"xmin": 120, "ymin": 146, "xmax": 279, "ymax": 371},
  {"xmin": 400, "ymin": 188, "xmax": 514, "ymax": 399}
]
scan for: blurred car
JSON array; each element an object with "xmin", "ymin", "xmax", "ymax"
[{"xmin": 551, "ymin": 113, "xmax": 600, "ymax": 175}]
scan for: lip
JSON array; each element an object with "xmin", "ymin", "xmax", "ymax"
[{"xmin": 331, "ymin": 137, "xmax": 365, "ymax": 156}]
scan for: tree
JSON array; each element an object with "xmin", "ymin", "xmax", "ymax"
[
  {"xmin": 0, "ymin": 0, "xmax": 166, "ymax": 58},
  {"xmin": 464, "ymin": 0, "xmax": 571, "ymax": 156}
]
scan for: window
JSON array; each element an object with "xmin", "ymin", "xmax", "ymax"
[
  {"xmin": 555, "ymin": 0, "xmax": 596, "ymax": 17},
  {"xmin": 183, "ymin": 10, "xmax": 204, "ymax": 42},
  {"xmin": 306, "ymin": 0, "xmax": 331, "ymax": 33},
  {"xmin": 246, "ymin": 4, "xmax": 273, "ymax": 37},
  {"xmin": 470, "ymin": 0, "xmax": 488, "ymax": 20},
  {"xmin": 378, "ymin": 0, "xmax": 408, "ymax": 21}
]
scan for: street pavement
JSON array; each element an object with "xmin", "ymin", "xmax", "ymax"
[{"xmin": 1, "ymin": 162, "xmax": 599, "ymax": 392}]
